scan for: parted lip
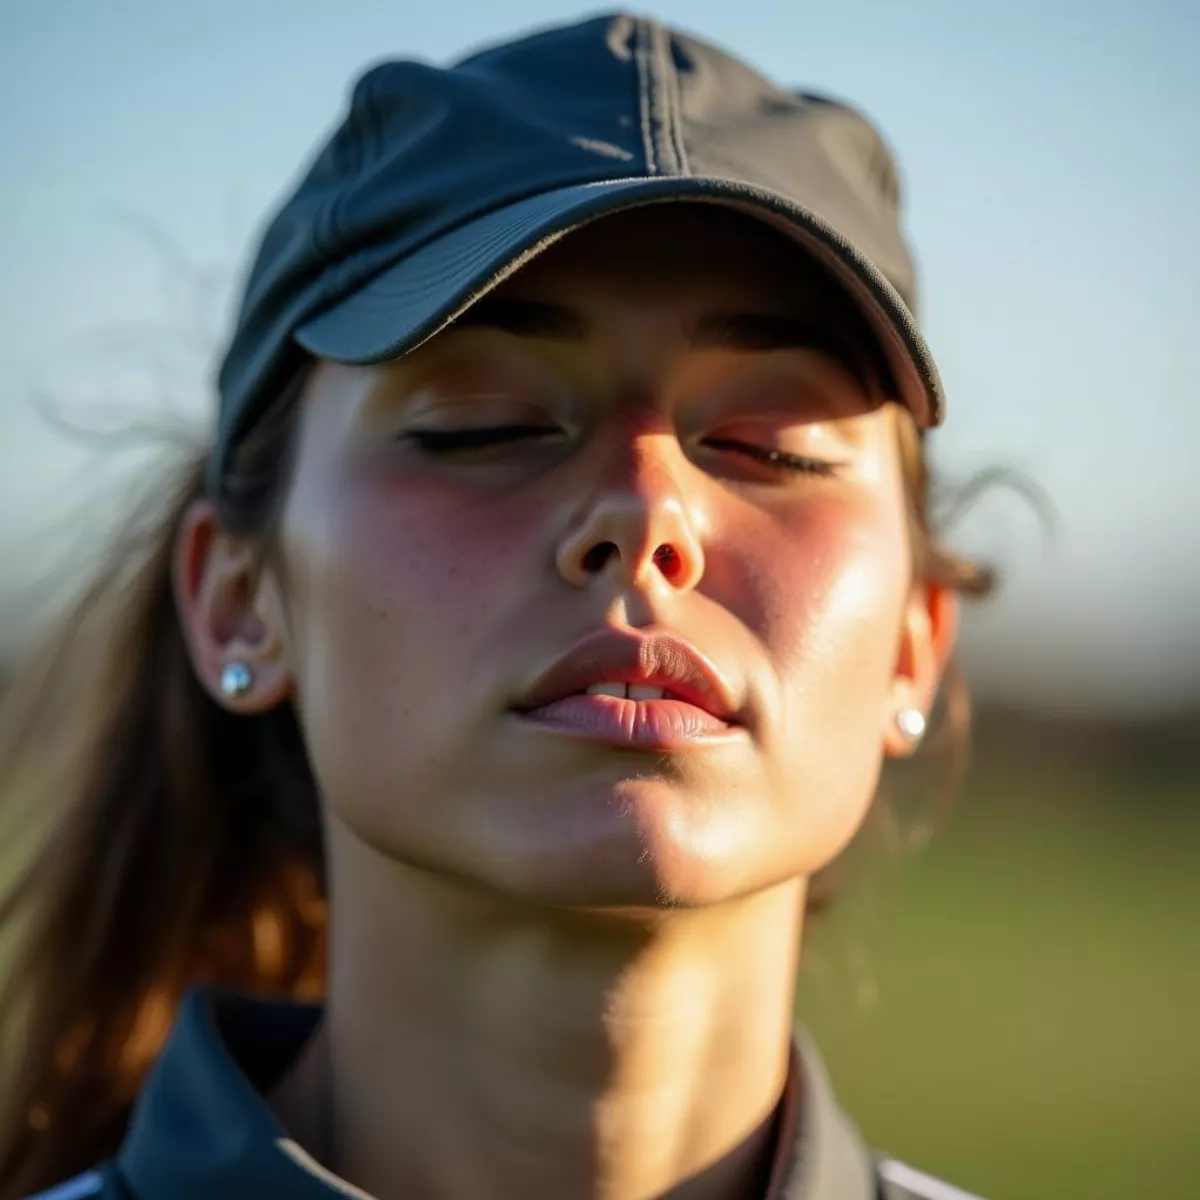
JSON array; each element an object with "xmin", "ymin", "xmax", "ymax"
[{"xmin": 512, "ymin": 629, "xmax": 741, "ymax": 722}]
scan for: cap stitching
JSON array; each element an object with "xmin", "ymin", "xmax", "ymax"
[
  {"xmin": 655, "ymin": 24, "xmax": 690, "ymax": 176},
  {"xmin": 633, "ymin": 20, "xmax": 658, "ymax": 174},
  {"xmin": 640, "ymin": 20, "xmax": 679, "ymax": 175}
]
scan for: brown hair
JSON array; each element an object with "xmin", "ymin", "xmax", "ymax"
[{"xmin": 0, "ymin": 367, "xmax": 993, "ymax": 1196}]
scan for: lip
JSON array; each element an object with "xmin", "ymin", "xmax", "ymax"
[{"xmin": 512, "ymin": 629, "xmax": 743, "ymax": 749}]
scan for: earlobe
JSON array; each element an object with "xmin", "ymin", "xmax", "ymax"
[
  {"xmin": 883, "ymin": 581, "xmax": 959, "ymax": 758},
  {"xmin": 172, "ymin": 499, "xmax": 294, "ymax": 713}
]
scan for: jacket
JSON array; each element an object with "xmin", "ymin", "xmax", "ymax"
[{"xmin": 28, "ymin": 988, "xmax": 986, "ymax": 1200}]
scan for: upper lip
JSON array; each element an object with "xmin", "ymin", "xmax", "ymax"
[{"xmin": 513, "ymin": 629, "xmax": 741, "ymax": 722}]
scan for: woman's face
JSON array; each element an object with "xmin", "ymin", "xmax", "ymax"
[{"xmin": 241, "ymin": 207, "xmax": 944, "ymax": 908}]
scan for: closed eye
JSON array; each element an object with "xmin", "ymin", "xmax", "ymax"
[
  {"xmin": 406, "ymin": 425, "xmax": 560, "ymax": 453},
  {"xmin": 703, "ymin": 437, "xmax": 843, "ymax": 476},
  {"xmin": 404, "ymin": 427, "xmax": 840, "ymax": 476}
]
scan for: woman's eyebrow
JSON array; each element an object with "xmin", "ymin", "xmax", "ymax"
[
  {"xmin": 451, "ymin": 297, "xmax": 589, "ymax": 339},
  {"xmin": 691, "ymin": 311, "xmax": 872, "ymax": 388}
]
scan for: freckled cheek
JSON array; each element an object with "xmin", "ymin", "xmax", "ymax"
[{"xmin": 280, "ymin": 479, "xmax": 545, "ymax": 734}]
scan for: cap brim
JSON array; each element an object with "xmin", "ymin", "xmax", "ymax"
[{"xmin": 294, "ymin": 176, "xmax": 943, "ymax": 427}]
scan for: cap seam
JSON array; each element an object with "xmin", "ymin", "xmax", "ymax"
[
  {"xmin": 637, "ymin": 19, "xmax": 680, "ymax": 175},
  {"xmin": 633, "ymin": 20, "xmax": 658, "ymax": 174},
  {"xmin": 654, "ymin": 23, "xmax": 690, "ymax": 176}
]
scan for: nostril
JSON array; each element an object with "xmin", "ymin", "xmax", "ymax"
[
  {"xmin": 577, "ymin": 542, "xmax": 686, "ymax": 581},
  {"xmin": 582, "ymin": 543, "xmax": 617, "ymax": 574},
  {"xmin": 653, "ymin": 543, "xmax": 680, "ymax": 579}
]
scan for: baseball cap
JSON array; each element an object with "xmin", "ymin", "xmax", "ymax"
[{"xmin": 210, "ymin": 12, "xmax": 944, "ymax": 494}]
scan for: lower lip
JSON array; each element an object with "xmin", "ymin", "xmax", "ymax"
[{"xmin": 514, "ymin": 694, "xmax": 740, "ymax": 749}]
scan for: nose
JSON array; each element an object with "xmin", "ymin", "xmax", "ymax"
[{"xmin": 555, "ymin": 432, "xmax": 706, "ymax": 593}]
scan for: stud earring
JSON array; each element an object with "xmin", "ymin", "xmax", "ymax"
[
  {"xmin": 220, "ymin": 661, "xmax": 254, "ymax": 699},
  {"xmin": 895, "ymin": 707, "xmax": 927, "ymax": 745}
]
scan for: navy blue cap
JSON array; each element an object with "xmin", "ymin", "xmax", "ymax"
[{"xmin": 210, "ymin": 13, "xmax": 943, "ymax": 494}]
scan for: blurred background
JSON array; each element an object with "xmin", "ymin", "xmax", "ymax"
[{"xmin": 1, "ymin": 2, "xmax": 1197, "ymax": 1197}]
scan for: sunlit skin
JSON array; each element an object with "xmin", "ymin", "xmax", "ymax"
[{"xmin": 176, "ymin": 206, "xmax": 956, "ymax": 1200}]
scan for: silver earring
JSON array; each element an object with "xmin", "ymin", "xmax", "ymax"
[
  {"xmin": 895, "ymin": 707, "xmax": 927, "ymax": 745},
  {"xmin": 220, "ymin": 661, "xmax": 254, "ymax": 699}
]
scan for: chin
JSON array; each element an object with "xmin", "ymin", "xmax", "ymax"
[{"xmin": 478, "ymin": 776, "xmax": 773, "ymax": 911}]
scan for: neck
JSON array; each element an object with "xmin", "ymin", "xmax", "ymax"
[{"xmin": 276, "ymin": 832, "xmax": 806, "ymax": 1200}]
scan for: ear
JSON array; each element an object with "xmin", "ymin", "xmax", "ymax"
[
  {"xmin": 172, "ymin": 498, "xmax": 293, "ymax": 713},
  {"xmin": 883, "ymin": 580, "xmax": 959, "ymax": 757}
]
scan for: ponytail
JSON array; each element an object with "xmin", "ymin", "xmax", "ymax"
[{"xmin": 0, "ymin": 417, "xmax": 325, "ymax": 1195}]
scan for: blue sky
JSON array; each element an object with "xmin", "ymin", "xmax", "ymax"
[{"xmin": 1, "ymin": 0, "xmax": 1197, "ymax": 711}]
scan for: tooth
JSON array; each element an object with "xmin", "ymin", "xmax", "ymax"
[
  {"xmin": 628, "ymin": 685, "xmax": 666, "ymax": 701},
  {"xmin": 586, "ymin": 683, "xmax": 627, "ymax": 698}
]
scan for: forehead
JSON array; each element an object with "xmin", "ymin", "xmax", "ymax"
[{"xmin": 494, "ymin": 204, "xmax": 845, "ymax": 312}]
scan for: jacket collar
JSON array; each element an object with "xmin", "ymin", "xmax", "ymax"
[
  {"xmin": 770, "ymin": 1028, "xmax": 877, "ymax": 1199},
  {"xmin": 118, "ymin": 987, "xmax": 876, "ymax": 1200},
  {"xmin": 118, "ymin": 989, "xmax": 336, "ymax": 1198}
]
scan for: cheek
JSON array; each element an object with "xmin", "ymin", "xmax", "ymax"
[
  {"xmin": 722, "ymin": 488, "xmax": 910, "ymax": 868},
  {"xmin": 732, "ymin": 489, "xmax": 909, "ymax": 678},
  {"xmin": 276, "ymin": 469, "xmax": 545, "ymax": 821}
]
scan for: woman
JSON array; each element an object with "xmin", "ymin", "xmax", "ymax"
[{"xmin": 0, "ymin": 14, "xmax": 993, "ymax": 1200}]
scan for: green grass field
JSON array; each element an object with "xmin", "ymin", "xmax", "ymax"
[{"xmin": 799, "ymin": 724, "xmax": 1200, "ymax": 1200}]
